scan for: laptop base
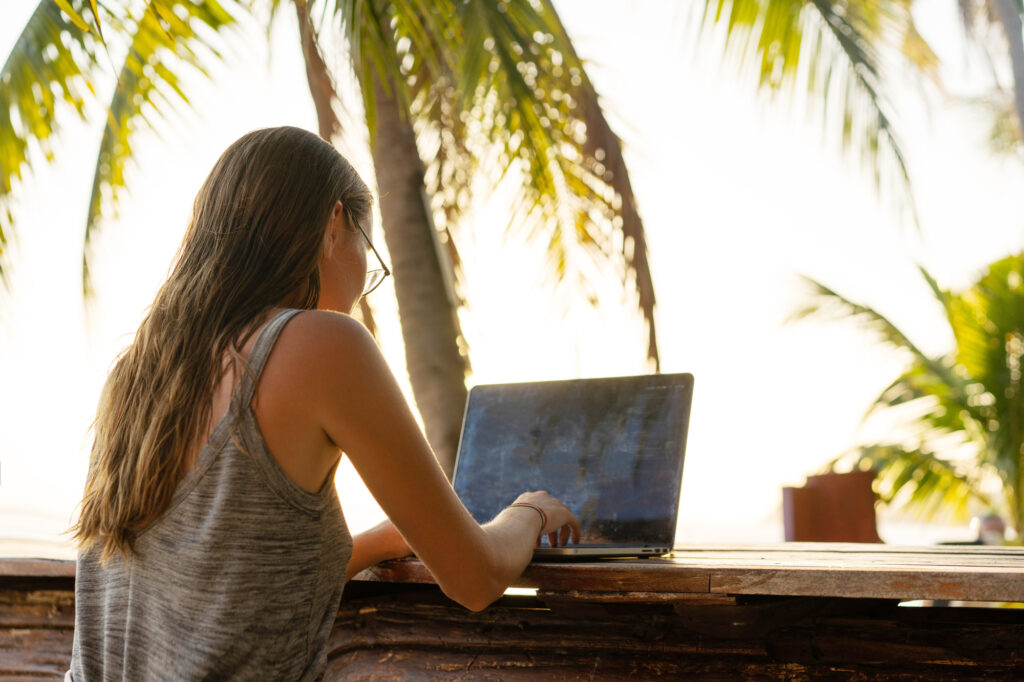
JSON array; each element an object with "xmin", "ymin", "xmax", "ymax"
[{"xmin": 532, "ymin": 546, "xmax": 671, "ymax": 560}]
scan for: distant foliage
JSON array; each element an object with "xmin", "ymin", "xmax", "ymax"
[{"xmin": 795, "ymin": 254, "xmax": 1024, "ymax": 532}]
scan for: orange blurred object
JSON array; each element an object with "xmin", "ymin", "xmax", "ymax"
[{"xmin": 783, "ymin": 470, "xmax": 882, "ymax": 543}]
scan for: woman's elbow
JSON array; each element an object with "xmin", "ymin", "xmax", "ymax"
[
  {"xmin": 459, "ymin": 593, "xmax": 495, "ymax": 613},
  {"xmin": 436, "ymin": 539, "xmax": 515, "ymax": 611},
  {"xmin": 441, "ymin": 575, "xmax": 504, "ymax": 612}
]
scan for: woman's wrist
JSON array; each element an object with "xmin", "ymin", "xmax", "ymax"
[{"xmin": 509, "ymin": 502, "xmax": 546, "ymax": 534}]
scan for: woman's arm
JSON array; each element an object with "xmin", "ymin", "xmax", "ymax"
[
  {"xmin": 300, "ymin": 312, "xmax": 579, "ymax": 611},
  {"xmin": 346, "ymin": 519, "xmax": 411, "ymax": 582},
  {"xmin": 345, "ymin": 497, "xmax": 573, "ymax": 586}
]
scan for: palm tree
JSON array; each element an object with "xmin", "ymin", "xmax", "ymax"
[
  {"xmin": 957, "ymin": 0, "xmax": 1024, "ymax": 153},
  {"xmin": 2, "ymin": 0, "xmax": 936, "ymax": 475},
  {"xmin": 2, "ymin": 0, "xmax": 663, "ymax": 475},
  {"xmin": 794, "ymin": 253, "xmax": 1024, "ymax": 533},
  {"xmin": 992, "ymin": 0, "xmax": 1024, "ymax": 142},
  {"xmin": 695, "ymin": 0, "xmax": 944, "ymax": 220},
  {"xmin": 287, "ymin": 0, "xmax": 666, "ymax": 474}
]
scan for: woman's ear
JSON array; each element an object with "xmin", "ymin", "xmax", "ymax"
[{"xmin": 323, "ymin": 200, "xmax": 345, "ymax": 256}]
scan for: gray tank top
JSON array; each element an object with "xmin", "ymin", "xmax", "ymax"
[{"xmin": 71, "ymin": 309, "xmax": 352, "ymax": 680}]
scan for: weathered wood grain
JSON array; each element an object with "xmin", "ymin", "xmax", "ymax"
[
  {"xmin": 357, "ymin": 557, "xmax": 712, "ymax": 593},
  {"xmin": 537, "ymin": 589, "xmax": 736, "ymax": 605},
  {"xmin": 6, "ymin": 546, "xmax": 1024, "ymax": 680},
  {"xmin": 675, "ymin": 543, "xmax": 1024, "ymax": 556},
  {"xmin": 0, "ymin": 627, "xmax": 73, "ymax": 679},
  {"xmin": 0, "ymin": 573, "xmax": 74, "ymax": 681},
  {"xmin": 671, "ymin": 545, "xmax": 1024, "ymax": 567},
  {"xmin": 0, "ymin": 560, "xmax": 75, "ymax": 579},
  {"xmin": 324, "ymin": 650, "xmax": 1022, "ymax": 681},
  {"xmin": 708, "ymin": 565, "xmax": 1024, "ymax": 602},
  {"xmin": 0, "ymin": 588, "xmax": 75, "ymax": 628},
  {"xmin": 325, "ymin": 587, "xmax": 1024, "ymax": 679},
  {"xmin": 21, "ymin": 546, "xmax": 1024, "ymax": 603},
  {"xmin": 357, "ymin": 544, "xmax": 1024, "ymax": 603}
]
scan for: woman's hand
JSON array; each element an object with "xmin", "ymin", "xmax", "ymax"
[
  {"xmin": 346, "ymin": 518, "xmax": 412, "ymax": 582},
  {"xmin": 371, "ymin": 518, "xmax": 413, "ymax": 560},
  {"xmin": 513, "ymin": 491, "xmax": 581, "ymax": 548}
]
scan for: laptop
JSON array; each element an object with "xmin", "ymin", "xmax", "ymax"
[{"xmin": 452, "ymin": 373, "xmax": 693, "ymax": 559}]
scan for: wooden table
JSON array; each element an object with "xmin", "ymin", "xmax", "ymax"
[{"xmin": 5, "ymin": 544, "xmax": 1024, "ymax": 679}]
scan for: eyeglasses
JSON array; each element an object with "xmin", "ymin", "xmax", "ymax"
[{"xmin": 350, "ymin": 212, "xmax": 391, "ymax": 296}]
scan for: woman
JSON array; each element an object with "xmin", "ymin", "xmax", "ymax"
[{"xmin": 69, "ymin": 126, "xmax": 580, "ymax": 680}]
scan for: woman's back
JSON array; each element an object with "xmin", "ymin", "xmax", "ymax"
[{"xmin": 71, "ymin": 309, "xmax": 352, "ymax": 680}]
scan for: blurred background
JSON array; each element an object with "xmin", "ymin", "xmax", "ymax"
[{"xmin": 2, "ymin": 0, "xmax": 1024, "ymax": 558}]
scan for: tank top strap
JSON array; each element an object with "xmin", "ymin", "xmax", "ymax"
[{"xmin": 234, "ymin": 308, "xmax": 304, "ymax": 408}]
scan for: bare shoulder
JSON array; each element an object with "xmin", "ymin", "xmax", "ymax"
[
  {"xmin": 254, "ymin": 310, "xmax": 384, "ymax": 477},
  {"xmin": 253, "ymin": 310, "xmax": 378, "ymax": 490},
  {"xmin": 274, "ymin": 309, "xmax": 375, "ymax": 362},
  {"xmin": 266, "ymin": 309, "xmax": 384, "ymax": 399}
]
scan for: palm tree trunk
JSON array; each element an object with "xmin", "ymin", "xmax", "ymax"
[
  {"xmin": 993, "ymin": 0, "xmax": 1024, "ymax": 141},
  {"xmin": 369, "ymin": 72, "xmax": 469, "ymax": 479},
  {"xmin": 294, "ymin": 0, "xmax": 338, "ymax": 141},
  {"xmin": 297, "ymin": 0, "xmax": 464, "ymax": 474}
]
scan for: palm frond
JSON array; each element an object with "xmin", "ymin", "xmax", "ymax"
[
  {"xmin": 538, "ymin": 0, "xmax": 659, "ymax": 370},
  {"xmin": 840, "ymin": 443, "xmax": 992, "ymax": 521},
  {"xmin": 793, "ymin": 272, "xmax": 999, "ymax": 434},
  {"xmin": 82, "ymin": 0, "xmax": 238, "ymax": 296},
  {"xmin": 699, "ymin": 0, "xmax": 924, "ymax": 224},
  {"xmin": 986, "ymin": 91, "xmax": 1024, "ymax": 155},
  {"xmin": 959, "ymin": 0, "xmax": 1024, "ymax": 150},
  {"xmin": 87, "ymin": 0, "xmax": 106, "ymax": 43},
  {"xmin": 808, "ymin": 253, "xmax": 1024, "ymax": 529},
  {"xmin": 52, "ymin": 0, "xmax": 93, "ymax": 34},
  {"xmin": 456, "ymin": 0, "xmax": 563, "ymax": 204},
  {"xmin": 946, "ymin": 255, "xmax": 1024, "ymax": 479},
  {"xmin": 792, "ymin": 275, "xmax": 944, "ymax": 370},
  {"xmin": 334, "ymin": 0, "xmax": 455, "ymax": 139},
  {"xmin": 868, "ymin": 363, "xmax": 986, "ymax": 434},
  {"xmin": 0, "ymin": 0, "xmax": 101, "ymax": 283},
  {"xmin": 400, "ymin": 0, "xmax": 660, "ymax": 368},
  {"xmin": 918, "ymin": 264, "xmax": 951, "ymax": 316}
]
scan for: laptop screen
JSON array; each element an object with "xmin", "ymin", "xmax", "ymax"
[{"xmin": 452, "ymin": 374, "xmax": 693, "ymax": 547}]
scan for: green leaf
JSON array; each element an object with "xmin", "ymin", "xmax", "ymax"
[
  {"xmin": 88, "ymin": 0, "xmax": 105, "ymax": 42},
  {"xmin": 807, "ymin": 253, "xmax": 1024, "ymax": 530},
  {"xmin": 51, "ymin": 0, "xmax": 92, "ymax": 33},
  {"xmin": 82, "ymin": 0, "xmax": 239, "ymax": 295},
  {"xmin": 1, "ymin": 0, "xmax": 101, "ymax": 284},
  {"xmin": 698, "ymin": 0, "xmax": 928, "ymax": 226},
  {"xmin": 390, "ymin": 0, "xmax": 663, "ymax": 367},
  {"xmin": 838, "ymin": 444, "xmax": 991, "ymax": 522}
]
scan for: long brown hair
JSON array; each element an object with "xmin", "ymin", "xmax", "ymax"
[{"xmin": 73, "ymin": 126, "xmax": 373, "ymax": 562}]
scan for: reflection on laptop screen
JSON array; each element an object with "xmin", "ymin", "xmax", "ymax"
[{"xmin": 453, "ymin": 374, "xmax": 692, "ymax": 547}]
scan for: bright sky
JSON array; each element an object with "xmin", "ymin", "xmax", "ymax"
[{"xmin": 2, "ymin": 0, "xmax": 1024, "ymax": 557}]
